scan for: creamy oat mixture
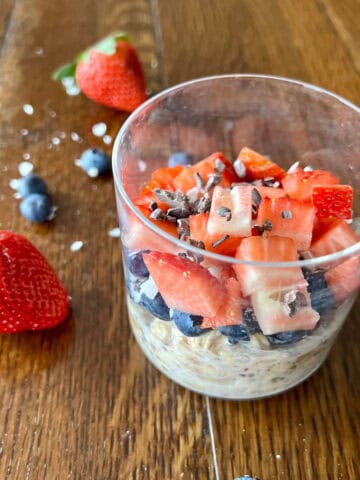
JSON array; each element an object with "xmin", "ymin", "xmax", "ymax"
[{"xmin": 127, "ymin": 295, "xmax": 355, "ymax": 399}]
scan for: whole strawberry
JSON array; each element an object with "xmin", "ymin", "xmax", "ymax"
[
  {"xmin": 0, "ymin": 231, "xmax": 69, "ymax": 333},
  {"xmin": 53, "ymin": 32, "xmax": 147, "ymax": 112}
]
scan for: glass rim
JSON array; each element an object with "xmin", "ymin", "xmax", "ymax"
[{"xmin": 112, "ymin": 73, "xmax": 360, "ymax": 268}]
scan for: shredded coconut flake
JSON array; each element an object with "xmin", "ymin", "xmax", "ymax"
[
  {"xmin": 18, "ymin": 161, "xmax": 34, "ymax": 176},
  {"xmin": 287, "ymin": 161, "xmax": 300, "ymax": 173},
  {"xmin": 9, "ymin": 179, "xmax": 20, "ymax": 190},
  {"xmin": 103, "ymin": 134, "xmax": 112, "ymax": 145},
  {"xmin": 52, "ymin": 137, "xmax": 60, "ymax": 145},
  {"xmin": 34, "ymin": 47, "xmax": 44, "ymax": 56},
  {"xmin": 92, "ymin": 122, "xmax": 107, "ymax": 137},
  {"xmin": 23, "ymin": 104, "xmax": 34, "ymax": 115},
  {"xmin": 71, "ymin": 132, "xmax": 82, "ymax": 142},
  {"xmin": 20, "ymin": 128, "xmax": 29, "ymax": 136},
  {"xmin": 108, "ymin": 227, "xmax": 121, "ymax": 238},
  {"xmin": 22, "ymin": 153, "xmax": 31, "ymax": 160},
  {"xmin": 61, "ymin": 77, "xmax": 80, "ymax": 96},
  {"xmin": 87, "ymin": 167, "xmax": 99, "ymax": 178},
  {"xmin": 70, "ymin": 241, "xmax": 84, "ymax": 252}
]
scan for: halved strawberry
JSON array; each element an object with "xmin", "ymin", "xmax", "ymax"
[
  {"xmin": 251, "ymin": 287, "xmax": 320, "ymax": 335},
  {"xmin": 281, "ymin": 169, "xmax": 339, "ymax": 201},
  {"xmin": 202, "ymin": 277, "xmax": 243, "ymax": 328},
  {"xmin": 123, "ymin": 206, "xmax": 178, "ymax": 252},
  {"xmin": 173, "ymin": 152, "xmax": 237, "ymax": 192},
  {"xmin": 207, "ymin": 186, "xmax": 252, "ymax": 237},
  {"xmin": 189, "ymin": 213, "xmax": 243, "ymax": 256},
  {"xmin": 143, "ymin": 251, "xmax": 226, "ymax": 317},
  {"xmin": 257, "ymin": 197, "xmax": 315, "ymax": 251},
  {"xmin": 234, "ymin": 236, "xmax": 307, "ymax": 296},
  {"xmin": 237, "ymin": 147, "xmax": 285, "ymax": 180},
  {"xmin": 310, "ymin": 220, "xmax": 359, "ymax": 257},
  {"xmin": 312, "ymin": 185, "xmax": 353, "ymax": 220}
]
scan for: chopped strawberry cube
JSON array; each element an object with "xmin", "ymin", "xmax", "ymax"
[
  {"xmin": 310, "ymin": 220, "xmax": 360, "ymax": 256},
  {"xmin": 253, "ymin": 186, "xmax": 288, "ymax": 199},
  {"xmin": 207, "ymin": 186, "xmax": 252, "ymax": 237},
  {"xmin": 312, "ymin": 185, "xmax": 353, "ymax": 220},
  {"xmin": 326, "ymin": 256, "xmax": 360, "ymax": 304},
  {"xmin": 234, "ymin": 236, "xmax": 307, "ymax": 296},
  {"xmin": 202, "ymin": 277, "xmax": 243, "ymax": 328},
  {"xmin": 173, "ymin": 152, "xmax": 237, "ymax": 192},
  {"xmin": 123, "ymin": 206, "xmax": 178, "ymax": 252},
  {"xmin": 251, "ymin": 287, "xmax": 320, "ymax": 335},
  {"xmin": 257, "ymin": 197, "xmax": 315, "ymax": 251},
  {"xmin": 189, "ymin": 213, "xmax": 243, "ymax": 256},
  {"xmin": 143, "ymin": 251, "xmax": 226, "ymax": 317},
  {"xmin": 310, "ymin": 220, "xmax": 360, "ymax": 303},
  {"xmin": 151, "ymin": 165, "xmax": 184, "ymax": 190},
  {"xmin": 237, "ymin": 147, "xmax": 285, "ymax": 180},
  {"xmin": 281, "ymin": 169, "xmax": 339, "ymax": 201}
]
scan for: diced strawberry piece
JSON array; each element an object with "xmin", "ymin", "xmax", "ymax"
[
  {"xmin": 326, "ymin": 257, "xmax": 360, "ymax": 304},
  {"xmin": 257, "ymin": 197, "xmax": 315, "ymax": 251},
  {"xmin": 281, "ymin": 169, "xmax": 339, "ymax": 201},
  {"xmin": 310, "ymin": 220, "xmax": 359, "ymax": 256},
  {"xmin": 151, "ymin": 165, "xmax": 184, "ymax": 190},
  {"xmin": 207, "ymin": 186, "xmax": 252, "ymax": 237},
  {"xmin": 173, "ymin": 152, "xmax": 237, "ymax": 192},
  {"xmin": 312, "ymin": 217, "xmax": 338, "ymax": 243},
  {"xmin": 234, "ymin": 236, "xmax": 307, "ymax": 296},
  {"xmin": 312, "ymin": 185, "xmax": 353, "ymax": 220},
  {"xmin": 143, "ymin": 251, "xmax": 226, "ymax": 317},
  {"xmin": 189, "ymin": 213, "xmax": 243, "ymax": 256},
  {"xmin": 123, "ymin": 206, "xmax": 178, "ymax": 252},
  {"xmin": 251, "ymin": 287, "xmax": 320, "ymax": 335},
  {"xmin": 237, "ymin": 147, "xmax": 285, "ymax": 180},
  {"xmin": 134, "ymin": 165, "xmax": 185, "ymax": 211},
  {"xmin": 253, "ymin": 186, "xmax": 288, "ymax": 199},
  {"xmin": 202, "ymin": 277, "xmax": 243, "ymax": 328}
]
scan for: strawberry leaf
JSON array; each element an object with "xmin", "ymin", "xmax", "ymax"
[
  {"xmin": 52, "ymin": 62, "xmax": 77, "ymax": 81},
  {"xmin": 76, "ymin": 32, "xmax": 129, "ymax": 62}
]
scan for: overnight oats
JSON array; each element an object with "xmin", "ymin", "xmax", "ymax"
[{"xmin": 113, "ymin": 75, "xmax": 360, "ymax": 399}]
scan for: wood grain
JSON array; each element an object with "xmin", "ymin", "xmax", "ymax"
[
  {"xmin": 156, "ymin": 1, "xmax": 360, "ymax": 479},
  {"xmin": 0, "ymin": 0, "xmax": 359, "ymax": 479},
  {"xmin": 0, "ymin": 1, "xmax": 214, "ymax": 479}
]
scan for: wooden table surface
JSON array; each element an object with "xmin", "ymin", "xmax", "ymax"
[{"xmin": 0, "ymin": 1, "xmax": 359, "ymax": 479}]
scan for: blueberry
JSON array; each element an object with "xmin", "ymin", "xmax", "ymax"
[
  {"xmin": 170, "ymin": 309, "xmax": 210, "ymax": 337},
  {"xmin": 19, "ymin": 193, "xmax": 53, "ymax": 222},
  {"xmin": 302, "ymin": 267, "xmax": 336, "ymax": 315},
  {"xmin": 17, "ymin": 174, "xmax": 48, "ymax": 197},
  {"xmin": 168, "ymin": 152, "xmax": 194, "ymax": 167},
  {"xmin": 78, "ymin": 148, "xmax": 111, "ymax": 176},
  {"xmin": 266, "ymin": 330, "xmax": 309, "ymax": 345},
  {"xmin": 243, "ymin": 308, "xmax": 261, "ymax": 334},
  {"xmin": 219, "ymin": 324, "xmax": 250, "ymax": 343},
  {"xmin": 122, "ymin": 247, "xmax": 149, "ymax": 278},
  {"xmin": 140, "ymin": 292, "xmax": 171, "ymax": 321}
]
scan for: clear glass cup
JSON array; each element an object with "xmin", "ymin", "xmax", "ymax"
[{"xmin": 113, "ymin": 75, "xmax": 360, "ymax": 399}]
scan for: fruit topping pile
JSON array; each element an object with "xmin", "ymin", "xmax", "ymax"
[{"xmin": 123, "ymin": 147, "xmax": 360, "ymax": 344}]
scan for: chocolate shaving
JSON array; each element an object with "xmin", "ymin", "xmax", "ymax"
[
  {"xmin": 252, "ymin": 188, "xmax": 262, "ymax": 208},
  {"xmin": 167, "ymin": 207, "xmax": 191, "ymax": 218},
  {"xmin": 217, "ymin": 206, "xmax": 232, "ymax": 221},
  {"xmin": 153, "ymin": 188, "xmax": 190, "ymax": 209},
  {"xmin": 233, "ymin": 159, "xmax": 246, "ymax": 178},
  {"xmin": 150, "ymin": 208, "xmax": 167, "ymax": 221},
  {"xmin": 211, "ymin": 235, "xmax": 230, "ymax": 248},
  {"xmin": 195, "ymin": 171, "xmax": 205, "ymax": 189},
  {"xmin": 149, "ymin": 201, "xmax": 158, "ymax": 211},
  {"xmin": 205, "ymin": 173, "xmax": 222, "ymax": 192},
  {"xmin": 214, "ymin": 158, "xmax": 226, "ymax": 173},
  {"xmin": 263, "ymin": 219, "xmax": 273, "ymax": 231},
  {"xmin": 195, "ymin": 193, "xmax": 211, "ymax": 214},
  {"xmin": 281, "ymin": 210, "xmax": 293, "ymax": 219},
  {"xmin": 188, "ymin": 238, "xmax": 205, "ymax": 249}
]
